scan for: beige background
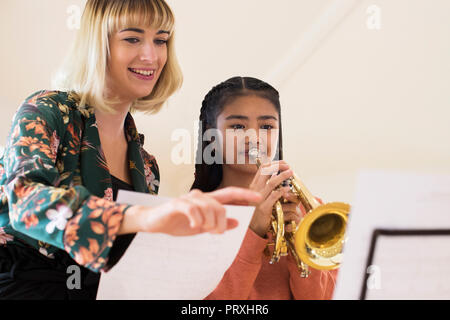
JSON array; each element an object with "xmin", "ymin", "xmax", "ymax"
[{"xmin": 1, "ymin": 0, "xmax": 449, "ymax": 203}]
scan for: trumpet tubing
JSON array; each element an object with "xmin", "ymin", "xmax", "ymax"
[{"xmin": 249, "ymin": 148, "xmax": 351, "ymax": 276}]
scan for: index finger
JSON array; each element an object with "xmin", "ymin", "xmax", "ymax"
[{"xmin": 207, "ymin": 187, "xmax": 262, "ymax": 206}]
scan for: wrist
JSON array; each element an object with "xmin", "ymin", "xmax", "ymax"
[
  {"xmin": 118, "ymin": 205, "xmax": 147, "ymax": 235},
  {"xmin": 249, "ymin": 221, "xmax": 269, "ymax": 238}
]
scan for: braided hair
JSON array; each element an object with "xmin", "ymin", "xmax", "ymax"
[{"xmin": 191, "ymin": 76, "xmax": 283, "ymax": 192}]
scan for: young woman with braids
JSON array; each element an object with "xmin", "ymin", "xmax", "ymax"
[{"xmin": 192, "ymin": 76, "xmax": 337, "ymax": 300}]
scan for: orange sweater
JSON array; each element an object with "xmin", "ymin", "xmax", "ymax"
[{"xmin": 205, "ymin": 227, "xmax": 338, "ymax": 300}]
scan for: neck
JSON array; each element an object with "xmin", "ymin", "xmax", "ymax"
[
  {"xmin": 217, "ymin": 165, "xmax": 254, "ymax": 190},
  {"xmin": 94, "ymin": 102, "xmax": 131, "ymax": 139}
]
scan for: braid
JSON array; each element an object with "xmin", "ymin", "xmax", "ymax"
[{"xmin": 193, "ymin": 79, "xmax": 241, "ymax": 191}]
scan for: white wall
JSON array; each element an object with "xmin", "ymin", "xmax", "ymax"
[
  {"xmin": 280, "ymin": 0, "xmax": 450, "ymax": 202},
  {"xmin": 1, "ymin": 0, "xmax": 449, "ymax": 204}
]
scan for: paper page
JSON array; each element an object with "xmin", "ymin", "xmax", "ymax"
[
  {"xmin": 364, "ymin": 235, "xmax": 450, "ymax": 300},
  {"xmin": 97, "ymin": 190, "xmax": 255, "ymax": 300},
  {"xmin": 333, "ymin": 170, "xmax": 450, "ymax": 300}
]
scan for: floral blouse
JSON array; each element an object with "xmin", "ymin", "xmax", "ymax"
[{"xmin": 0, "ymin": 90, "xmax": 160, "ymax": 273}]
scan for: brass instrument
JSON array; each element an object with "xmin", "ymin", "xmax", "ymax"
[{"xmin": 249, "ymin": 148, "xmax": 350, "ymax": 277}]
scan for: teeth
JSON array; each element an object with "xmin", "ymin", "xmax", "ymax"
[{"xmin": 131, "ymin": 69, "xmax": 154, "ymax": 76}]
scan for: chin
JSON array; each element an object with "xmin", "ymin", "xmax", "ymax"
[
  {"xmin": 232, "ymin": 163, "xmax": 259, "ymax": 175},
  {"xmin": 133, "ymin": 90, "xmax": 153, "ymax": 100}
]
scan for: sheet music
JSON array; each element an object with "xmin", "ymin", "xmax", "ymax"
[
  {"xmin": 365, "ymin": 235, "xmax": 450, "ymax": 300},
  {"xmin": 333, "ymin": 170, "xmax": 450, "ymax": 299},
  {"xmin": 97, "ymin": 190, "xmax": 255, "ymax": 300}
]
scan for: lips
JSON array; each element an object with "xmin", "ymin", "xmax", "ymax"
[
  {"xmin": 128, "ymin": 68, "xmax": 155, "ymax": 76},
  {"xmin": 128, "ymin": 68, "xmax": 156, "ymax": 81}
]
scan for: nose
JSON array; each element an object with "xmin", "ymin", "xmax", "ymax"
[
  {"xmin": 245, "ymin": 127, "xmax": 260, "ymax": 149},
  {"xmin": 139, "ymin": 42, "xmax": 158, "ymax": 63}
]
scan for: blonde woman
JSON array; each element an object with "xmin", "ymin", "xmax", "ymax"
[{"xmin": 0, "ymin": 0, "xmax": 260, "ymax": 299}]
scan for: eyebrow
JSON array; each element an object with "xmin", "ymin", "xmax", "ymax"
[
  {"xmin": 225, "ymin": 115, "xmax": 278, "ymax": 121},
  {"xmin": 119, "ymin": 28, "xmax": 170, "ymax": 35}
]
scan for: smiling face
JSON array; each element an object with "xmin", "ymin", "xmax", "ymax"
[
  {"xmin": 106, "ymin": 26, "xmax": 169, "ymax": 104},
  {"xmin": 216, "ymin": 94, "xmax": 280, "ymax": 174}
]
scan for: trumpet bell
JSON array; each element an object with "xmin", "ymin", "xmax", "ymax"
[{"xmin": 294, "ymin": 202, "xmax": 350, "ymax": 270}]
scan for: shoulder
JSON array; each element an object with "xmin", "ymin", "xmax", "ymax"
[
  {"xmin": 24, "ymin": 89, "xmax": 91, "ymax": 111},
  {"xmin": 20, "ymin": 90, "xmax": 64, "ymax": 113},
  {"xmin": 17, "ymin": 90, "xmax": 93, "ymax": 128},
  {"xmin": 22, "ymin": 90, "xmax": 78, "ymax": 111},
  {"xmin": 11, "ymin": 90, "xmax": 65, "ymax": 132},
  {"xmin": 19, "ymin": 90, "xmax": 72, "ymax": 118}
]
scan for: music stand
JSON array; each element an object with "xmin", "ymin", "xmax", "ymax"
[{"xmin": 333, "ymin": 170, "xmax": 450, "ymax": 300}]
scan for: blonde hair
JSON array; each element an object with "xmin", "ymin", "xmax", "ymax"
[{"xmin": 52, "ymin": 0, "xmax": 183, "ymax": 114}]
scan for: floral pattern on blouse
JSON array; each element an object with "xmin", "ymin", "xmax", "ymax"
[{"xmin": 0, "ymin": 90, "xmax": 160, "ymax": 272}]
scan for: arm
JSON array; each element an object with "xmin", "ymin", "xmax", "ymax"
[
  {"xmin": 205, "ymin": 161, "xmax": 294, "ymax": 299},
  {"xmin": 204, "ymin": 228, "xmax": 268, "ymax": 300},
  {"xmin": 321, "ymin": 268, "xmax": 338, "ymax": 299},
  {"xmin": 3, "ymin": 95, "xmax": 130, "ymax": 272}
]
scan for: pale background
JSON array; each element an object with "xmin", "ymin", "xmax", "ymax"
[{"xmin": 1, "ymin": 0, "xmax": 449, "ymax": 204}]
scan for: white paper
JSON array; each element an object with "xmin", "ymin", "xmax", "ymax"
[
  {"xmin": 97, "ymin": 190, "xmax": 255, "ymax": 300},
  {"xmin": 365, "ymin": 235, "xmax": 450, "ymax": 300},
  {"xmin": 333, "ymin": 170, "xmax": 450, "ymax": 300}
]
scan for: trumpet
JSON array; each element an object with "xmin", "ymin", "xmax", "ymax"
[{"xmin": 248, "ymin": 148, "xmax": 350, "ymax": 277}]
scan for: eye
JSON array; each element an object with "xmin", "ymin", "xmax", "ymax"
[
  {"xmin": 155, "ymin": 39, "xmax": 168, "ymax": 45},
  {"xmin": 124, "ymin": 38, "xmax": 139, "ymax": 44},
  {"xmin": 230, "ymin": 124, "xmax": 245, "ymax": 130},
  {"xmin": 261, "ymin": 124, "xmax": 274, "ymax": 130}
]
